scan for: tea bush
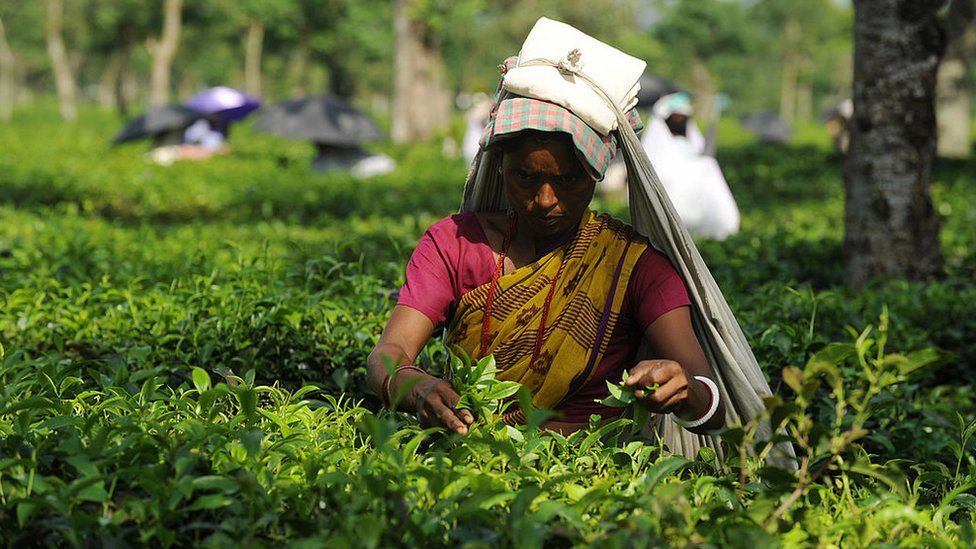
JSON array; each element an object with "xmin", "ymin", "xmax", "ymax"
[{"xmin": 1, "ymin": 107, "xmax": 974, "ymax": 545}]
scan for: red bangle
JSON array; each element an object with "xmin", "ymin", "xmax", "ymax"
[{"xmin": 383, "ymin": 365, "xmax": 428, "ymax": 409}]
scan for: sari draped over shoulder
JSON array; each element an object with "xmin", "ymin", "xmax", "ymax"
[{"xmin": 445, "ymin": 210, "xmax": 647, "ymax": 423}]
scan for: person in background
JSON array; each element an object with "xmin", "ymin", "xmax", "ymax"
[
  {"xmin": 641, "ymin": 92, "xmax": 739, "ymax": 240},
  {"xmin": 179, "ymin": 117, "xmax": 229, "ymax": 160},
  {"xmin": 824, "ymin": 99, "xmax": 852, "ymax": 156}
]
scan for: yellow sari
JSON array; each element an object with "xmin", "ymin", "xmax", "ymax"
[{"xmin": 445, "ymin": 210, "xmax": 649, "ymax": 423}]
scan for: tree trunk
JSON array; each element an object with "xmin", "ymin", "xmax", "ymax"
[
  {"xmin": 115, "ymin": 42, "xmax": 133, "ymax": 117},
  {"xmin": 795, "ymin": 81, "xmax": 813, "ymax": 122},
  {"xmin": 178, "ymin": 70, "xmax": 195, "ymax": 99},
  {"xmin": 45, "ymin": 0, "xmax": 77, "ymax": 121},
  {"xmin": 689, "ymin": 57, "xmax": 715, "ymax": 128},
  {"xmin": 391, "ymin": 0, "xmax": 450, "ymax": 143},
  {"xmin": 779, "ymin": 19, "xmax": 801, "ymax": 124},
  {"xmin": 98, "ymin": 51, "xmax": 122, "ymax": 109},
  {"xmin": 147, "ymin": 0, "xmax": 183, "ymax": 106},
  {"xmin": 936, "ymin": 0, "xmax": 976, "ymax": 158},
  {"xmin": 244, "ymin": 18, "xmax": 264, "ymax": 97},
  {"xmin": 0, "ymin": 15, "xmax": 14, "ymax": 120},
  {"xmin": 286, "ymin": 35, "xmax": 310, "ymax": 96},
  {"xmin": 287, "ymin": 36, "xmax": 309, "ymax": 96},
  {"xmin": 843, "ymin": 0, "xmax": 945, "ymax": 287}
]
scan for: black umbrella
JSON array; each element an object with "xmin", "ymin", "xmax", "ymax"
[
  {"xmin": 112, "ymin": 105, "xmax": 206, "ymax": 145},
  {"xmin": 253, "ymin": 95, "xmax": 384, "ymax": 146},
  {"xmin": 636, "ymin": 74, "xmax": 687, "ymax": 109},
  {"xmin": 740, "ymin": 111, "xmax": 793, "ymax": 143}
]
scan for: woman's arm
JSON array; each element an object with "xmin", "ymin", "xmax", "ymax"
[
  {"xmin": 367, "ymin": 305, "xmax": 474, "ymax": 434},
  {"xmin": 624, "ymin": 306, "xmax": 726, "ymax": 433}
]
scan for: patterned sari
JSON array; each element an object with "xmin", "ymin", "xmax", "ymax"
[{"xmin": 445, "ymin": 210, "xmax": 648, "ymax": 423}]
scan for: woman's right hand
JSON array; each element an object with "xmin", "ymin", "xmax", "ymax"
[{"xmin": 406, "ymin": 375, "xmax": 475, "ymax": 435}]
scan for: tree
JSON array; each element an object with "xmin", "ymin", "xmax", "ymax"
[
  {"xmin": 391, "ymin": 0, "xmax": 452, "ymax": 142},
  {"xmin": 653, "ymin": 0, "xmax": 754, "ymax": 121},
  {"xmin": 749, "ymin": 0, "xmax": 852, "ymax": 123},
  {"xmin": 218, "ymin": 1, "xmax": 301, "ymax": 98},
  {"xmin": 45, "ymin": 0, "xmax": 77, "ymax": 120},
  {"xmin": 843, "ymin": 0, "xmax": 945, "ymax": 287},
  {"xmin": 936, "ymin": 0, "xmax": 976, "ymax": 158},
  {"xmin": 147, "ymin": 0, "xmax": 183, "ymax": 105},
  {"xmin": 89, "ymin": 0, "xmax": 154, "ymax": 115},
  {"xmin": 0, "ymin": 14, "xmax": 13, "ymax": 120}
]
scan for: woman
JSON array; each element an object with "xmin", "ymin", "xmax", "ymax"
[
  {"xmin": 366, "ymin": 58, "xmax": 725, "ymax": 436},
  {"xmin": 641, "ymin": 92, "xmax": 740, "ymax": 240}
]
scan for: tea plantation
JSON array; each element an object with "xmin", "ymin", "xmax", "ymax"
[{"xmin": 1, "ymin": 108, "xmax": 974, "ymax": 546}]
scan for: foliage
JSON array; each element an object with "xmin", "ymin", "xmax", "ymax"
[
  {"xmin": 0, "ymin": 106, "xmax": 974, "ymax": 544},
  {"xmin": 0, "ymin": 320, "xmax": 974, "ymax": 546},
  {"xmin": 0, "ymin": 0, "xmax": 854, "ymax": 122}
]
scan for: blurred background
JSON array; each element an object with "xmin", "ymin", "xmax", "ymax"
[{"xmin": 0, "ymin": 0, "xmax": 863, "ymax": 143}]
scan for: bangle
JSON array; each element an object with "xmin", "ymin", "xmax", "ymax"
[
  {"xmin": 383, "ymin": 364, "xmax": 428, "ymax": 409},
  {"xmin": 672, "ymin": 375, "xmax": 720, "ymax": 429}
]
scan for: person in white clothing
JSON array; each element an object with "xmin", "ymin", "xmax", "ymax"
[{"xmin": 641, "ymin": 92, "xmax": 740, "ymax": 240}]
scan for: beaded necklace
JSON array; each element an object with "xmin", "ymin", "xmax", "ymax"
[{"xmin": 480, "ymin": 212, "xmax": 570, "ymax": 372}]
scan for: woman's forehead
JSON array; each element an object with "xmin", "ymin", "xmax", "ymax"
[{"xmin": 503, "ymin": 133, "xmax": 583, "ymax": 170}]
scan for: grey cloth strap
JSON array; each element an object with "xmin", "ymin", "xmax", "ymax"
[{"xmin": 459, "ymin": 55, "xmax": 795, "ymax": 469}]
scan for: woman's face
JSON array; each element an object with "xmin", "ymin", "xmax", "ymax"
[{"xmin": 501, "ymin": 135, "xmax": 596, "ymax": 239}]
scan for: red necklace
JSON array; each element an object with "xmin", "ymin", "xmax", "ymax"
[{"xmin": 480, "ymin": 212, "xmax": 569, "ymax": 372}]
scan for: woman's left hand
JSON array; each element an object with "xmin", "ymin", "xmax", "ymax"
[{"xmin": 624, "ymin": 359, "xmax": 690, "ymax": 414}]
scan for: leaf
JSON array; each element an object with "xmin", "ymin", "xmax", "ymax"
[
  {"xmin": 598, "ymin": 395, "xmax": 630, "ymax": 408},
  {"xmin": 192, "ymin": 476, "xmax": 239, "ymax": 493},
  {"xmin": 845, "ymin": 462, "xmax": 906, "ymax": 498},
  {"xmin": 897, "ymin": 347, "xmax": 943, "ymax": 376},
  {"xmin": 478, "ymin": 492, "xmax": 516, "ymax": 510},
  {"xmin": 192, "ymin": 367, "xmax": 211, "ymax": 393},
  {"xmin": 782, "ymin": 366, "xmax": 803, "ymax": 394},
  {"xmin": 16, "ymin": 502, "xmax": 36, "ymax": 527},
  {"xmin": 1, "ymin": 396, "xmax": 56, "ymax": 414},
  {"xmin": 455, "ymin": 394, "xmax": 475, "ymax": 411},
  {"xmin": 606, "ymin": 381, "xmax": 635, "ymax": 404},
  {"xmin": 188, "ymin": 494, "xmax": 235, "ymax": 511},
  {"xmin": 476, "ymin": 355, "xmax": 498, "ymax": 383},
  {"xmin": 236, "ymin": 388, "xmax": 258, "ymax": 422},
  {"xmin": 139, "ymin": 376, "xmax": 157, "ymax": 406},
  {"xmin": 291, "ymin": 385, "xmax": 319, "ymax": 401},
  {"xmin": 35, "ymin": 415, "xmax": 82, "ymax": 432},
  {"xmin": 642, "ymin": 455, "xmax": 690, "ymax": 492},
  {"xmin": 240, "ymin": 428, "xmax": 264, "ymax": 458},
  {"xmin": 484, "ymin": 381, "xmax": 521, "ymax": 402},
  {"xmin": 698, "ymin": 446, "xmax": 717, "ymax": 465},
  {"xmin": 564, "ymin": 483, "xmax": 588, "ymax": 501},
  {"xmin": 73, "ymin": 477, "xmax": 109, "ymax": 503}
]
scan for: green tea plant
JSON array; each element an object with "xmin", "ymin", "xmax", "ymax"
[{"xmin": 1, "ymin": 106, "xmax": 974, "ymax": 545}]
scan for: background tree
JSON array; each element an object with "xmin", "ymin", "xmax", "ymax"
[
  {"xmin": 936, "ymin": 0, "xmax": 976, "ymax": 158},
  {"xmin": 88, "ymin": 0, "xmax": 154, "ymax": 115},
  {"xmin": 147, "ymin": 0, "xmax": 184, "ymax": 105},
  {"xmin": 652, "ymin": 0, "xmax": 754, "ymax": 122},
  {"xmin": 391, "ymin": 0, "xmax": 461, "ymax": 142},
  {"xmin": 843, "ymin": 0, "xmax": 945, "ymax": 287},
  {"xmin": 0, "ymin": 13, "xmax": 14, "ymax": 120},
  {"xmin": 220, "ymin": 0, "xmax": 301, "ymax": 98},
  {"xmin": 750, "ymin": 0, "xmax": 852, "ymax": 123},
  {"xmin": 44, "ymin": 0, "xmax": 77, "ymax": 120}
]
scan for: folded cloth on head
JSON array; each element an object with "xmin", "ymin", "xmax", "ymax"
[{"xmin": 502, "ymin": 17, "xmax": 646, "ymax": 135}]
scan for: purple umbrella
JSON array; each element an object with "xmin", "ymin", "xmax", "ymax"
[{"xmin": 185, "ymin": 87, "xmax": 261, "ymax": 123}]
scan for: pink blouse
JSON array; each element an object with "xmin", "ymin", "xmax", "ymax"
[{"xmin": 397, "ymin": 213, "xmax": 691, "ymax": 422}]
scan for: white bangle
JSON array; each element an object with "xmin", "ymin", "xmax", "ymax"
[{"xmin": 672, "ymin": 375, "xmax": 720, "ymax": 429}]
